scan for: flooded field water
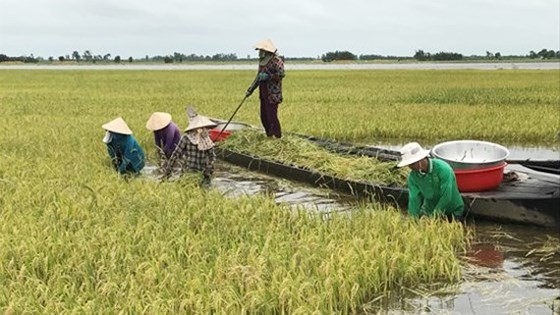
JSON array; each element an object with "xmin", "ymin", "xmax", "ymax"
[{"xmin": 144, "ymin": 161, "xmax": 559, "ymax": 315}]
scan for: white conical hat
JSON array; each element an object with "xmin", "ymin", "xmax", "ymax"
[
  {"xmin": 254, "ymin": 39, "xmax": 277, "ymax": 54},
  {"xmin": 102, "ymin": 117, "xmax": 133, "ymax": 135},
  {"xmin": 397, "ymin": 142, "xmax": 431, "ymax": 167},
  {"xmin": 185, "ymin": 106, "xmax": 217, "ymax": 132},
  {"xmin": 146, "ymin": 112, "xmax": 172, "ymax": 131}
]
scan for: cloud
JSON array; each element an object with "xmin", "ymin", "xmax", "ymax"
[{"xmin": 1, "ymin": 0, "xmax": 558, "ymax": 58}]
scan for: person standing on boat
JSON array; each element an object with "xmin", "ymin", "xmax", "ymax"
[
  {"xmin": 245, "ymin": 39, "xmax": 285, "ymax": 138},
  {"xmin": 397, "ymin": 142, "xmax": 464, "ymax": 220},
  {"xmin": 146, "ymin": 112, "xmax": 181, "ymax": 165},
  {"xmin": 102, "ymin": 117, "xmax": 145, "ymax": 175},
  {"xmin": 163, "ymin": 106, "xmax": 217, "ymax": 185}
]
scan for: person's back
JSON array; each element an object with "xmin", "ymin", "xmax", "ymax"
[
  {"xmin": 102, "ymin": 117, "xmax": 145, "ymax": 175},
  {"xmin": 397, "ymin": 142, "xmax": 464, "ymax": 220},
  {"xmin": 406, "ymin": 158, "xmax": 464, "ymax": 218},
  {"xmin": 107, "ymin": 133, "xmax": 145, "ymax": 174},
  {"xmin": 146, "ymin": 112, "xmax": 181, "ymax": 159}
]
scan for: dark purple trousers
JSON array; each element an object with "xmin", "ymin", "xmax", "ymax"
[{"xmin": 260, "ymin": 98, "xmax": 282, "ymax": 138}]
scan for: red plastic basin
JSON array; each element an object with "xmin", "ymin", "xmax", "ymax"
[
  {"xmin": 454, "ymin": 162, "xmax": 506, "ymax": 192},
  {"xmin": 209, "ymin": 129, "xmax": 232, "ymax": 142}
]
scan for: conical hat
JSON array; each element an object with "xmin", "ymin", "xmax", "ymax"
[
  {"xmin": 102, "ymin": 117, "xmax": 133, "ymax": 135},
  {"xmin": 146, "ymin": 112, "xmax": 172, "ymax": 131},
  {"xmin": 254, "ymin": 39, "xmax": 277, "ymax": 54},
  {"xmin": 185, "ymin": 106, "xmax": 217, "ymax": 132}
]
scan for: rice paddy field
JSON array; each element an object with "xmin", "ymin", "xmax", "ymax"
[{"xmin": 0, "ymin": 69, "xmax": 558, "ymax": 313}]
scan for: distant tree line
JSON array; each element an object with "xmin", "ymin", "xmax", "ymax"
[
  {"xmin": 321, "ymin": 51, "xmax": 357, "ymax": 62},
  {"xmin": 413, "ymin": 50, "xmax": 463, "ymax": 61},
  {"xmin": 319, "ymin": 49, "xmax": 559, "ymax": 62},
  {"xmin": 413, "ymin": 49, "xmax": 559, "ymax": 61},
  {"xmin": 1, "ymin": 48, "xmax": 559, "ymax": 63},
  {"xmin": 0, "ymin": 54, "xmax": 39, "ymax": 63},
  {"xmin": 528, "ymin": 49, "xmax": 559, "ymax": 59},
  {"xmin": 155, "ymin": 52, "xmax": 239, "ymax": 63}
]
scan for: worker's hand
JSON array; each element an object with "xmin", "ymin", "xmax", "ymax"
[{"xmin": 257, "ymin": 72, "xmax": 269, "ymax": 81}]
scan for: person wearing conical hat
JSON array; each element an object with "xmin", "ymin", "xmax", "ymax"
[
  {"xmin": 397, "ymin": 142, "xmax": 464, "ymax": 220},
  {"xmin": 146, "ymin": 112, "xmax": 181, "ymax": 160},
  {"xmin": 102, "ymin": 117, "xmax": 145, "ymax": 175},
  {"xmin": 245, "ymin": 39, "xmax": 285, "ymax": 138},
  {"xmin": 163, "ymin": 106, "xmax": 217, "ymax": 185}
]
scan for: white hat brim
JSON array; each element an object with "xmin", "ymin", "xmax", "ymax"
[{"xmin": 397, "ymin": 149, "xmax": 430, "ymax": 167}]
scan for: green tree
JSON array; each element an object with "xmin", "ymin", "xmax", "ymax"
[
  {"xmin": 72, "ymin": 51, "xmax": 81, "ymax": 61},
  {"xmin": 321, "ymin": 51, "xmax": 357, "ymax": 62},
  {"xmin": 537, "ymin": 49, "xmax": 556, "ymax": 59},
  {"xmin": 82, "ymin": 50, "xmax": 92, "ymax": 61},
  {"xmin": 529, "ymin": 50, "xmax": 538, "ymax": 58},
  {"xmin": 413, "ymin": 50, "xmax": 429, "ymax": 61}
]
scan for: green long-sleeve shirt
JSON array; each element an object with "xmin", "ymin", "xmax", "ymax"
[{"xmin": 407, "ymin": 158, "xmax": 464, "ymax": 218}]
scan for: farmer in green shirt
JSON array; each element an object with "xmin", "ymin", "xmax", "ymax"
[{"xmin": 397, "ymin": 142, "xmax": 464, "ymax": 220}]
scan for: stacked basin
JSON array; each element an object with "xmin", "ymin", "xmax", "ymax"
[
  {"xmin": 431, "ymin": 140, "xmax": 510, "ymax": 192},
  {"xmin": 210, "ymin": 121, "xmax": 253, "ymax": 141}
]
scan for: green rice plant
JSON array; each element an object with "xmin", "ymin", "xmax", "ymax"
[
  {"xmin": 0, "ymin": 69, "xmax": 557, "ymax": 147},
  {"xmin": 282, "ymin": 70, "xmax": 559, "ymax": 146}
]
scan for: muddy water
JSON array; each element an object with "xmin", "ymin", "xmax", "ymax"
[
  {"xmin": 395, "ymin": 222, "xmax": 560, "ymax": 315},
  {"xmin": 142, "ymin": 163, "xmax": 356, "ymax": 213},
  {"xmin": 143, "ymin": 162, "xmax": 559, "ymax": 314},
  {"xmin": 211, "ymin": 163, "xmax": 357, "ymax": 213}
]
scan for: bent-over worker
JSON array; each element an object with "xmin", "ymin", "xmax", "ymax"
[
  {"xmin": 102, "ymin": 117, "xmax": 145, "ymax": 175},
  {"xmin": 397, "ymin": 142, "xmax": 464, "ymax": 220},
  {"xmin": 146, "ymin": 111, "xmax": 181, "ymax": 163},
  {"xmin": 163, "ymin": 106, "xmax": 217, "ymax": 185}
]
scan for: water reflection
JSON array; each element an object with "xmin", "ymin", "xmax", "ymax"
[
  {"xmin": 142, "ymin": 162, "xmax": 355, "ymax": 213},
  {"xmin": 466, "ymin": 243, "xmax": 505, "ymax": 269},
  {"xmin": 395, "ymin": 222, "xmax": 560, "ymax": 315},
  {"xmin": 212, "ymin": 163, "xmax": 356, "ymax": 213}
]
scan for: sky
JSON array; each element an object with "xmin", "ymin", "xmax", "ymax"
[{"xmin": 1, "ymin": 0, "xmax": 559, "ymax": 59}]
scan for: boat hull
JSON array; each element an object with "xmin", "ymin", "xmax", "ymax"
[{"xmin": 216, "ymin": 148, "xmax": 560, "ymax": 229}]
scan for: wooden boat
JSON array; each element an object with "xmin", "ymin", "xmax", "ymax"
[
  {"xmin": 210, "ymin": 121, "xmax": 560, "ymax": 228},
  {"xmin": 210, "ymin": 120, "xmax": 560, "ymax": 176},
  {"xmin": 302, "ymin": 135, "xmax": 560, "ymax": 176}
]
